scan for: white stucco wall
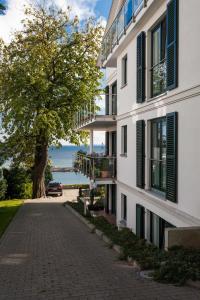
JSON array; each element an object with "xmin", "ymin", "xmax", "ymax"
[{"xmin": 112, "ymin": 0, "xmax": 200, "ymax": 230}]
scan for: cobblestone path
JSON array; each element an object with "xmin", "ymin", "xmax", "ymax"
[{"xmin": 0, "ymin": 195, "xmax": 199, "ymax": 300}]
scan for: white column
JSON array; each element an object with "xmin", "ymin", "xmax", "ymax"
[{"xmin": 89, "ymin": 130, "xmax": 94, "ymax": 154}]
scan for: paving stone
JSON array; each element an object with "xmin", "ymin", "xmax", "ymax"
[{"xmin": 0, "ymin": 193, "xmax": 199, "ymax": 300}]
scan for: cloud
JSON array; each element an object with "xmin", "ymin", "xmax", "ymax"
[{"xmin": 0, "ymin": 0, "xmax": 100, "ymax": 42}]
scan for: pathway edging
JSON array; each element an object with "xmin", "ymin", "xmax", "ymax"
[
  {"xmin": 64, "ymin": 203, "xmax": 123, "ymax": 256},
  {"xmin": 64, "ymin": 203, "xmax": 138, "ymax": 264},
  {"xmin": 64, "ymin": 203, "xmax": 200, "ymax": 290}
]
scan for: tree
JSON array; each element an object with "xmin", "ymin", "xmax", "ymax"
[
  {"xmin": 0, "ymin": 4, "xmax": 103, "ymax": 198},
  {"xmin": 0, "ymin": 3, "xmax": 6, "ymax": 15}
]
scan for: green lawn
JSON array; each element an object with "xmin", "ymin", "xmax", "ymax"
[{"xmin": 0, "ymin": 200, "xmax": 23, "ymax": 237}]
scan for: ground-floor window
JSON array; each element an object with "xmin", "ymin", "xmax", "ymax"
[
  {"xmin": 121, "ymin": 194, "xmax": 127, "ymax": 221},
  {"xmin": 111, "ymin": 185, "xmax": 116, "ymax": 215},
  {"xmin": 149, "ymin": 211, "xmax": 174, "ymax": 248},
  {"xmin": 136, "ymin": 204, "xmax": 145, "ymax": 239}
]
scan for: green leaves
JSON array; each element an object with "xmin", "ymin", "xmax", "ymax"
[{"xmin": 0, "ymin": 4, "xmax": 103, "ymax": 166}]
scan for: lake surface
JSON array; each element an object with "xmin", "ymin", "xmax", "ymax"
[{"xmin": 49, "ymin": 145, "xmax": 104, "ymax": 184}]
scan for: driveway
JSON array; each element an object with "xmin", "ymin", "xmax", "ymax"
[{"xmin": 0, "ymin": 190, "xmax": 199, "ymax": 300}]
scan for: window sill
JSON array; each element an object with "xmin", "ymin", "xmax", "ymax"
[
  {"xmin": 149, "ymin": 189, "xmax": 166, "ymax": 201},
  {"xmin": 147, "ymin": 91, "xmax": 167, "ymax": 102},
  {"xmin": 121, "ymin": 83, "xmax": 127, "ymax": 89},
  {"xmin": 120, "ymin": 153, "xmax": 127, "ymax": 158}
]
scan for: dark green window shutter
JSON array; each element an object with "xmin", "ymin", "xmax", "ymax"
[
  {"xmin": 136, "ymin": 204, "xmax": 145, "ymax": 239},
  {"xmin": 166, "ymin": 112, "xmax": 178, "ymax": 202},
  {"xmin": 137, "ymin": 32, "xmax": 146, "ymax": 103},
  {"xmin": 166, "ymin": 0, "xmax": 178, "ymax": 90},
  {"xmin": 136, "ymin": 120, "xmax": 145, "ymax": 189},
  {"xmin": 105, "ymin": 86, "xmax": 109, "ymax": 115}
]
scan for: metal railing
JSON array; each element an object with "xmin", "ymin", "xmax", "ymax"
[
  {"xmin": 74, "ymin": 153, "xmax": 117, "ymax": 180},
  {"xmin": 101, "ymin": 0, "xmax": 147, "ymax": 63},
  {"xmin": 74, "ymin": 94, "xmax": 117, "ymax": 129}
]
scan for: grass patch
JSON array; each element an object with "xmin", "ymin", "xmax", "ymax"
[
  {"xmin": 66, "ymin": 200, "xmax": 200, "ymax": 285},
  {"xmin": 0, "ymin": 200, "xmax": 23, "ymax": 237}
]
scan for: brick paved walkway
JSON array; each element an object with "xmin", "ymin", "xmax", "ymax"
[{"xmin": 0, "ymin": 194, "xmax": 200, "ymax": 300}]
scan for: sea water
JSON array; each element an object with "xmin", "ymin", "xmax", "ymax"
[{"xmin": 48, "ymin": 145, "xmax": 104, "ymax": 184}]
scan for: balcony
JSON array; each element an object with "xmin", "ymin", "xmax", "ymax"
[
  {"xmin": 74, "ymin": 96, "xmax": 117, "ymax": 131},
  {"xmin": 100, "ymin": 0, "xmax": 147, "ymax": 66},
  {"xmin": 74, "ymin": 152, "xmax": 116, "ymax": 183}
]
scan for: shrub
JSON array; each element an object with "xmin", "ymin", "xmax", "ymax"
[
  {"xmin": 67, "ymin": 202, "xmax": 200, "ymax": 285},
  {"xmin": 3, "ymin": 167, "xmax": 32, "ymax": 199}
]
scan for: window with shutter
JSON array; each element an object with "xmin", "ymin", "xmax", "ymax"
[
  {"xmin": 166, "ymin": 112, "xmax": 178, "ymax": 202},
  {"xmin": 150, "ymin": 117, "xmax": 166, "ymax": 193},
  {"xmin": 111, "ymin": 81, "xmax": 117, "ymax": 115},
  {"xmin": 151, "ymin": 19, "xmax": 167, "ymax": 97},
  {"xmin": 111, "ymin": 185, "xmax": 116, "ymax": 215},
  {"xmin": 105, "ymin": 185, "xmax": 109, "ymax": 214},
  {"xmin": 136, "ymin": 204, "xmax": 145, "ymax": 239},
  {"xmin": 137, "ymin": 31, "xmax": 146, "ymax": 103},
  {"xmin": 166, "ymin": 0, "xmax": 178, "ymax": 90},
  {"xmin": 122, "ymin": 55, "xmax": 128, "ymax": 87},
  {"xmin": 105, "ymin": 86, "xmax": 109, "ymax": 115},
  {"xmin": 121, "ymin": 194, "xmax": 127, "ymax": 221},
  {"xmin": 136, "ymin": 120, "xmax": 145, "ymax": 188},
  {"xmin": 121, "ymin": 125, "xmax": 127, "ymax": 155}
]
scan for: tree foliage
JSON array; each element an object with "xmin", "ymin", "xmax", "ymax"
[
  {"xmin": 3, "ymin": 167, "xmax": 32, "ymax": 199},
  {"xmin": 0, "ymin": 3, "xmax": 6, "ymax": 15},
  {"xmin": 0, "ymin": 4, "xmax": 103, "ymax": 198},
  {"xmin": 0, "ymin": 168, "xmax": 7, "ymax": 200}
]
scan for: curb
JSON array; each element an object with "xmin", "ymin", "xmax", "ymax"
[
  {"xmin": 64, "ymin": 203, "xmax": 123, "ymax": 256},
  {"xmin": 64, "ymin": 204, "xmax": 200, "ymax": 290}
]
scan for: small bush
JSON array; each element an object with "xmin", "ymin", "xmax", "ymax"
[
  {"xmin": 3, "ymin": 167, "xmax": 32, "ymax": 199},
  {"xmin": 67, "ymin": 202, "xmax": 200, "ymax": 285}
]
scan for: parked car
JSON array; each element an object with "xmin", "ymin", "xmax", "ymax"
[{"xmin": 46, "ymin": 182, "xmax": 63, "ymax": 197}]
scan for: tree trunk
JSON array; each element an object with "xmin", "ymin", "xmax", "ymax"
[{"xmin": 32, "ymin": 136, "xmax": 48, "ymax": 199}]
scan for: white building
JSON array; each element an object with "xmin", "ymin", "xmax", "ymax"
[{"xmin": 75, "ymin": 0, "xmax": 200, "ymax": 248}]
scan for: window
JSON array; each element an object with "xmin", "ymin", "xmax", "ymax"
[
  {"xmin": 121, "ymin": 194, "xmax": 127, "ymax": 221},
  {"xmin": 105, "ymin": 86, "xmax": 109, "ymax": 115},
  {"xmin": 151, "ymin": 117, "xmax": 166, "ymax": 193},
  {"xmin": 111, "ymin": 81, "xmax": 117, "ymax": 115},
  {"xmin": 122, "ymin": 55, "xmax": 127, "ymax": 87},
  {"xmin": 121, "ymin": 125, "xmax": 127, "ymax": 155},
  {"xmin": 136, "ymin": 204, "xmax": 145, "ymax": 239},
  {"xmin": 149, "ymin": 211, "xmax": 174, "ymax": 248},
  {"xmin": 151, "ymin": 18, "xmax": 167, "ymax": 97}
]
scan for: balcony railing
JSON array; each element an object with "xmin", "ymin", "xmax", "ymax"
[
  {"xmin": 101, "ymin": 0, "xmax": 147, "ymax": 64},
  {"xmin": 74, "ymin": 153, "xmax": 117, "ymax": 180},
  {"xmin": 74, "ymin": 95, "xmax": 117, "ymax": 129}
]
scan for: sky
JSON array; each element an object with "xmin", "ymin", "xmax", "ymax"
[{"xmin": 0, "ymin": 0, "xmax": 112, "ymax": 145}]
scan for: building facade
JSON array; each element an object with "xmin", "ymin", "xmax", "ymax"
[{"xmin": 75, "ymin": 0, "xmax": 200, "ymax": 248}]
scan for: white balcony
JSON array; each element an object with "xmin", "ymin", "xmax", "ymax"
[
  {"xmin": 74, "ymin": 95, "xmax": 117, "ymax": 131},
  {"xmin": 99, "ymin": 0, "xmax": 154, "ymax": 68}
]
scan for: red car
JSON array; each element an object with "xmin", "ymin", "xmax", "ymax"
[{"xmin": 46, "ymin": 182, "xmax": 63, "ymax": 197}]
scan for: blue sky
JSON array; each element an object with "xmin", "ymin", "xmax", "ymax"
[
  {"xmin": 0, "ymin": 0, "xmax": 112, "ymax": 145},
  {"xmin": 95, "ymin": 0, "xmax": 112, "ymax": 20}
]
